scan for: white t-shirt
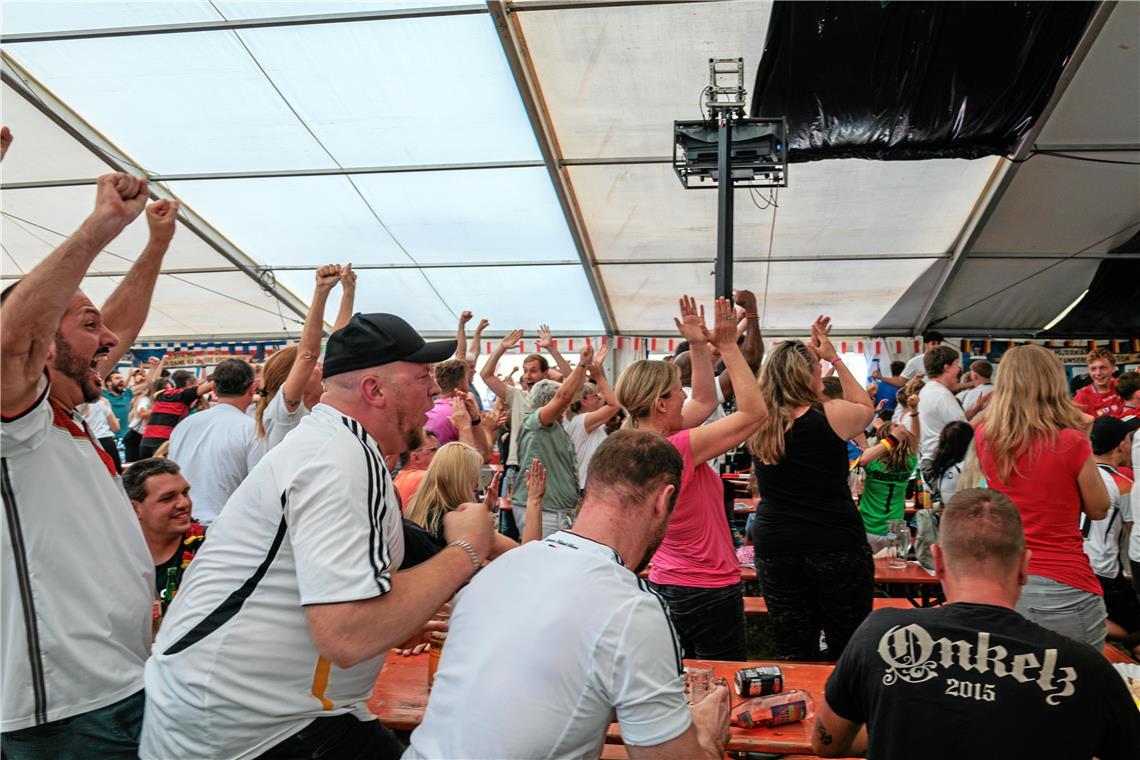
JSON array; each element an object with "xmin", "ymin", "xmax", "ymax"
[
  {"xmin": 83, "ymin": 397, "xmax": 114, "ymax": 439},
  {"xmin": 1, "ymin": 378, "xmax": 153, "ymax": 731},
  {"xmin": 405, "ymin": 531, "xmax": 691, "ymax": 759},
  {"xmin": 901, "ymin": 353, "xmax": 926, "ymax": 380},
  {"xmin": 961, "ymin": 382, "xmax": 992, "ymax": 412},
  {"xmin": 261, "ymin": 390, "xmax": 309, "ymax": 452},
  {"xmin": 168, "ymin": 403, "xmax": 264, "ymax": 526},
  {"xmin": 937, "ymin": 462, "xmax": 963, "ymax": 507},
  {"xmin": 564, "ymin": 413, "xmax": 608, "ymax": 490},
  {"xmin": 141, "ymin": 404, "xmax": 405, "ymax": 760},
  {"xmin": 1083, "ymin": 466, "xmax": 1132, "ymax": 578},
  {"xmin": 917, "ymin": 381, "xmax": 966, "ymax": 462},
  {"xmin": 1132, "ymin": 435, "xmax": 1140, "ymax": 563},
  {"xmin": 129, "ymin": 394, "xmax": 151, "ymax": 433},
  {"xmin": 504, "ymin": 385, "xmax": 532, "ymax": 467}
]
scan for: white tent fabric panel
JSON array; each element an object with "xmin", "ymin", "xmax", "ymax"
[
  {"xmin": 599, "ymin": 257, "xmax": 934, "ymax": 335},
  {"xmin": 518, "ymin": 0, "xmax": 773, "ymax": 160},
  {"xmin": 227, "ymin": 16, "xmax": 541, "ymax": 167},
  {"xmin": 0, "ymin": 1, "xmax": 219, "ymax": 35},
  {"xmin": 1035, "ymin": 2, "xmax": 1140, "ymax": 148},
  {"xmin": 969, "ymin": 152, "xmax": 1140, "ymax": 254},
  {"xmin": 923, "ymin": 258, "xmax": 1101, "ymax": 333},
  {"xmin": 0, "ymin": 82, "xmax": 113, "ymax": 183},
  {"xmin": 1, "ymin": 185, "xmax": 241, "ymax": 275},
  {"xmin": 274, "ymin": 263, "xmax": 604, "ymax": 335},
  {"xmin": 77, "ymin": 270, "xmax": 301, "ymax": 338},
  {"xmin": 166, "ymin": 166, "xmax": 581, "ymax": 268},
  {"xmin": 6, "ymin": 33, "xmax": 338, "ymax": 174},
  {"xmin": 569, "ymin": 158, "xmax": 999, "ymax": 262}
]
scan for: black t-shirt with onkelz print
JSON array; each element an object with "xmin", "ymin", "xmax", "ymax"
[{"xmin": 824, "ymin": 602, "xmax": 1140, "ymax": 759}]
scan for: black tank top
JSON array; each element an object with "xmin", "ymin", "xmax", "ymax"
[{"xmin": 751, "ymin": 405, "xmax": 866, "ymax": 555}]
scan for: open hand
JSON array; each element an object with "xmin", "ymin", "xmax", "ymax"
[
  {"xmin": 498, "ymin": 329, "xmax": 524, "ymax": 353},
  {"xmin": 525, "ymin": 458, "xmax": 547, "ymax": 503},
  {"xmin": 538, "ymin": 324, "xmax": 553, "ymax": 350},
  {"xmin": 809, "ymin": 315, "xmax": 838, "ymax": 363},
  {"xmin": 578, "ymin": 344, "xmax": 595, "ymax": 369},
  {"xmin": 674, "ymin": 295, "xmax": 711, "ymax": 345},
  {"xmin": 709, "ymin": 297, "xmax": 738, "ymax": 350}
]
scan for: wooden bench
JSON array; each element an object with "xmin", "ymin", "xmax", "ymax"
[
  {"xmin": 1103, "ymin": 643, "xmax": 1140, "ymax": 665},
  {"xmin": 744, "ymin": 596, "xmax": 917, "ymax": 617}
]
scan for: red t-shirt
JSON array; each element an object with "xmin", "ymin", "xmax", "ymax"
[
  {"xmin": 648, "ymin": 429, "xmax": 739, "ymax": 588},
  {"xmin": 975, "ymin": 426, "xmax": 1100, "ymax": 596},
  {"xmin": 1114, "ymin": 404, "xmax": 1140, "ymax": 421},
  {"xmin": 1073, "ymin": 380, "xmax": 1124, "ymax": 418}
]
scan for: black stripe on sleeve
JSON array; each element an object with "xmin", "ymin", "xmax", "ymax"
[
  {"xmin": 342, "ymin": 416, "xmax": 389, "ymax": 593},
  {"xmin": 164, "ymin": 507, "xmax": 288, "ymax": 656}
]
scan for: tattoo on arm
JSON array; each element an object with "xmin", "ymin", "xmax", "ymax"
[{"xmin": 815, "ymin": 722, "xmax": 833, "ymax": 746}]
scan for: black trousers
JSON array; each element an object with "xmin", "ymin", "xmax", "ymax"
[
  {"xmin": 138, "ymin": 438, "xmax": 164, "ymax": 460},
  {"xmin": 98, "ymin": 436, "xmax": 123, "ymax": 474},
  {"xmin": 647, "ymin": 582, "xmax": 747, "ymax": 661},
  {"xmin": 755, "ymin": 544, "xmax": 874, "ymax": 661},
  {"xmin": 123, "ymin": 429, "xmax": 143, "ymax": 463},
  {"xmin": 258, "ymin": 715, "xmax": 404, "ymax": 760}
]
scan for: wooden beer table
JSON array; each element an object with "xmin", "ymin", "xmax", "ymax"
[
  {"xmin": 369, "ymin": 653, "xmax": 833, "ymax": 755},
  {"xmin": 872, "ymin": 556, "xmax": 942, "ymax": 607}
]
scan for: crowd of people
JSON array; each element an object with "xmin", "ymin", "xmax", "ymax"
[{"xmin": 2, "ymin": 142, "xmax": 1139, "ymax": 759}]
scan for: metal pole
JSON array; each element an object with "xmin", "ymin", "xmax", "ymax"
[{"xmin": 715, "ymin": 117, "xmax": 734, "ymax": 300}]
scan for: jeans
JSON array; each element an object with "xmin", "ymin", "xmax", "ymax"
[
  {"xmin": 1, "ymin": 690, "xmax": 144, "ymax": 760},
  {"xmin": 1015, "ymin": 574, "xmax": 1107, "ymax": 651},
  {"xmin": 647, "ymin": 582, "xmax": 747, "ymax": 661},
  {"xmin": 755, "ymin": 545, "xmax": 874, "ymax": 661},
  {"xmin": 258, "ymin": 714, "xmax": 404, "ymax": 759}
]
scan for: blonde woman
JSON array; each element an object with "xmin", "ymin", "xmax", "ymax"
[
  {"xmin": 748, "ymin": 316, "xmax": 875, "ymax": 661},
  {"xmin": 255, "ymin": 264, "xmax": 354, "ymax": 450},
  {"xmin": 857, "ymin": 422, "xmax": 919, "ymax": 552},
  {"xmin": 974, "ymin": 344, "xmax": 1110, "ymax": 649},
  {"xmin": 405, "ymin": 443, "xmax": 545, "ymax": 556},
  {"xmin": 563, "ymin": 345, "xmax": 621, "ymax": 490},
  {"xmin": 614, "ymin": 296, "xmax": 766, "ymax": 660}
]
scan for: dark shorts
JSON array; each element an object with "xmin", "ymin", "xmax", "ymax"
[
  {"xmin": 258, "ymin": 714, "xmax": 404, "ymax": 760},
  {"xmin": 1098, "ymin": 572, "xmax": 1140, "ymax": 633},
  {"xmin": 1, "ymin": 690, "xmax": 144, "ymax": 760}
]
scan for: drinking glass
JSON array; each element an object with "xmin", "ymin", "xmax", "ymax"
[
  {"xmin": 887, "ymin": 520, "xmax": 910, "ymax": 562},
  {"xmin": 684, "ymin": 666, "xmax": 714, "ymax": 704},
  {"xmin": 886, "ymin": 532, "xmax": 906, "ymax": 569}
]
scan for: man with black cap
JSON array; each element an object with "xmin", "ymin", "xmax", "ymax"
[
  {"xmin": 141, "ymin": 314, "xmax": 496, "ymax": 760},
  {"xmin": 1086, "ymin": 415, "xmax": 1140, "ymax": 652}
]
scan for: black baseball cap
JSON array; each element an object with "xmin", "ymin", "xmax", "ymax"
[
  {"xmin": 1090, "ymin": 415, "xmax": 1140, "ymax": 455},
  {"xmin": 322, "ymin": 313, "xmax": 456, "ymax": 379}
]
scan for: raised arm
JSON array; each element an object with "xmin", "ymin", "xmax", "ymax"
[
  {"xmin": 814, "ymin": 316, "xmax": 874, "ymax": 441},
  {"xmin": 1, "ymin": 173, "xmax": 148, "ymax": 416},
  {"xmin": 281, "ymin": 265, "xmax": 341, "ymax": 411},
  {"xmin": 459, "ymin": 390, "xmax": 491, "ymax": 463},
  {"xmin": 718, "ymin": 289, "xmax": 764, "ymax": 401},
  {"xmin": 538, "ymin": 345, "xmax": 593, "ymax": 427},
  {"xmin": 467, "ymin": 318, "xmax": 489, "ymax": 362},
  {"xmin": 538, "ymin": 324, "xmax": 573, "ymax": 378},
  {"xmin": 583, "ymin": 345, "xmax": 621, "ymax": 434},
  {"xmin": 332, "ymin": 263, "xmax": 355, "ymax": 331},
  {"xmin": 454, "ymin": 310, "xmax": 473, "ymax": 361},
  {"xmin": 676, "ymin": 296, "xmax": 718, "ymax": 428},
  {"xmin": 479, "ymin": 329, "xmax": 523, "ymax": 401},
  {"xmin": 100, "ymin": 199, "xmax": 179, "ymax": 370},
  {"xmin": 690, "ymin": 298, "xmax": 769, "ymax": 464},
  {"xmin": 144, "ymin": 355, "xmax": 164, "ymax": 386},
  {"xmin": 521, "ymin": 459, "xmax": 546, "ymax": 544}
]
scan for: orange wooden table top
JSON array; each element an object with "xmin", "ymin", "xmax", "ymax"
[
  {"xmin": 369, "ymin": 653, "xmax": 833, "ymax": 755},
  {"xmin": 872, "ymin": 556, "xmax": 940, "ymax": 585}
]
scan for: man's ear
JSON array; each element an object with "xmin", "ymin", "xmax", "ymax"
[
  {"xmin": 130, "ymin": 499, "xmax": 142, "ymax": 518},
  {"xmin": 652, "ymin": 483, "xmax": 676, "ymax": 519},
  {"xmin": 1018, "ymin": 549, "xmax": 1031, "ymax": 587}
]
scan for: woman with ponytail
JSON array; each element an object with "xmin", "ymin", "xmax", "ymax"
[
  {"xmin": 614, "ymin": 296, "xmax": 768, "ymax": 660},
  {"xmin": 748, "ymin": 316, "xmax": 876, "ymax": 661}
]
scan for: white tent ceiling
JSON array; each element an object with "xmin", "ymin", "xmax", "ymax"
[{"xmin": 2, "ymin": 0, "xmax": 1137, "ymax": 341}]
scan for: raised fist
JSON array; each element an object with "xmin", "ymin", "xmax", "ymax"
[{"xmin": 145, "ymin": 199, "xmax": 179, "ymax": 245}]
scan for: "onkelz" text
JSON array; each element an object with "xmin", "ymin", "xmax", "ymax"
[{"xmin": 876, "ymin": 624, "xmax": 1077, "ymax": 705}]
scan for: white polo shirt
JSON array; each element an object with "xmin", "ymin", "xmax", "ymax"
[
  {"xmin": 261, "ymin": 390, "xmax": 309, "ymax": 452},
  {"xmin": 169, "ymin": 402, "xmax": 263, "ymax": 525},
  {"xmin": 141, "ymin": 403, "xmax": 404, "ymax": 760},
  {"xmin": 1082, "ymin": 466, "xmax": 1131, "ymax": 578},
  {"xmin": 1, "ymin": 378, "xmax": 153, "ymax": 731},
  {"xmin": 917, "ymin": 381, "xmax": 966, "ymax": 462},
  {"xmin": 504, "ymin": 385, "xmax": 532, "ymax": 467},
  {"xmin": 405, "ymin": 530, "xmax": 691, "ymax": 759}
]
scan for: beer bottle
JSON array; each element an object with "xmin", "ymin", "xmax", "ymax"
[
  {"xmin": 161, "ymin": 567, "xmax": 179, "ymax": 613},
  {"xmin": 732, "ymin": 689, "xmax": 815, "ymax": 728}
]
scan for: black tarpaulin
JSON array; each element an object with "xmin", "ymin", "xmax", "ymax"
[
  {"xmin": 750, "ymin": 1, "xmax": 1097, "ymax": 162},
  {"xmin": 1044, "ymin": 230, "xmax": 1140, "ymax": 337}
]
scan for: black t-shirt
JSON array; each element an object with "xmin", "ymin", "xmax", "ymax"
[
  {"xmin": 825, "ymin": 602, "xmax": 1140, "ymax": 759},
  {"xmin": 751, "ymin": 405, "xmax": 865, "ymax": 555},
  {"xmin": 401, "ymin": 519, "xmax": 446, "ymax": 570},
  {"xmin": 154, "ymin": 524, "xmax": 206, "ymax": 597}
]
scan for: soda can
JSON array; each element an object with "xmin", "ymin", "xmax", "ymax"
[{"xmin": 734, "ymin": 665, "xmax": 784, "ymax": 697}]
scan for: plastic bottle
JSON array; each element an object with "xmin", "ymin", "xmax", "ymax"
[{"xmin": 732, "ymin": 689, "xmax": 815, "ymax": 729}]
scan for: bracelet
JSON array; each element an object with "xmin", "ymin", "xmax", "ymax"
[
  {"xmin": 831, "ymin": 357, "xmax": 844, "ymax": 366},
  {"xmin": 449, "ymin": 540, "xmax": 481, "ymax": 572},
  {"xmin": 744, "ymin": 313, "xmax": 759, "ymax": 319},
  {"xmin": 470, "ymin": 417, "xmax": 481, "ymax": 426}
]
